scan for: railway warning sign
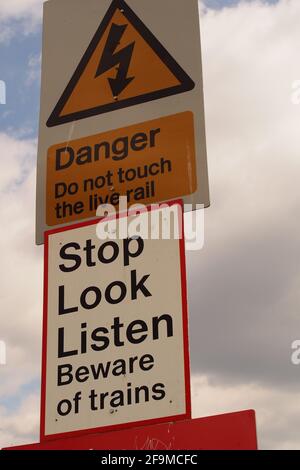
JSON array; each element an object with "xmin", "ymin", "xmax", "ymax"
[
  {"xmin": 41, "ymin": 202, "xmax": 190, "ymax": 440},
  {"xmin": 36, "ymin": 0, "xmax": 209, "ymax": 244}
]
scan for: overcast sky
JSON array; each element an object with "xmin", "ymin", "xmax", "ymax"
[{"xmin": 1, "ymin": 0, "xmax": 300, "ymax": 450}]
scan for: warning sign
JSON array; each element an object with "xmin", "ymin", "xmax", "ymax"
[
  {"xmin": 47, "ymin": 0, "xmax": 194, "ymax": 127},
  {"xmin": 46, "ymin": 112, "xmax": 196, "ymax": 226},
  {"xmin": 41, "ymin": 202, "xmax": 190, "ymax": 440},
  {"xmin": 36, "ymin": 0, "xmax": 209, "ymax": 244}
]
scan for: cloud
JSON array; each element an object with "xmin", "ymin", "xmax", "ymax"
[
  {"xmin": 186, "ymin": 0, "xmax": 300, "ymax": 448},
  {"xmin": 0, "ymin": 0, "xmax": 44, "ymax": 43},
  {"xmin": 0, "ymin": 394, "xmax": 40, "ymax": 448},
  {"xmin": 0, "ymin": 0, "xmax": 43, "ymax": 22},
  {"xmin": 0, "ymin": 133, "xmax": 43, "ymax": 440},
  {"xmin": 192, "ymin": 375, "xmax": 300, "ymax": 450},
  {"xmin": 188, "ymin": 0, "xmax": 300, "ymax": 379},
  {"xmin": 1, "ymin": 0, "xmax": 300, "ymax": 450}
]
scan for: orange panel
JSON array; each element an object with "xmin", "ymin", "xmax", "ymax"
[{"xmin": 46, "ymin": 112, "xmax": 197, "ymax": 226}]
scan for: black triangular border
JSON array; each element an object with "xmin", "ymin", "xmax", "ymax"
[{"xmin": 46, "ymin": 0, "xmax": 195, "ymax": 127}]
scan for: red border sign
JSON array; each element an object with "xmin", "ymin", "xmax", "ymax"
[{"xmin": 40, "ymin": 200, "xmax": 191, "ymax": 442}]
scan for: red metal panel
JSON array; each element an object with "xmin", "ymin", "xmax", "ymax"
[{"xmin": 3, "ymin": 410, "xmax": 257, "ymax": 450}]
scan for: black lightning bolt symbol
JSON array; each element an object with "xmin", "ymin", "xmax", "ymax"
[{"xmin": 95, "ymin": 23, "xmax": 135, "ymax": 98}]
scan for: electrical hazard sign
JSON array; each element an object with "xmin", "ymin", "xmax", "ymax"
[
  {"xmin": 36, "ymin": 0, "xmax": 209, "ymax": 244},
  {"xmin": 46, "ymin": 112, "xmax": 196, "ymax": 227},
  {"xmin": 41, "ymin": 202, "xmax": 191, "ymax": 440},
  {"xmin": 47, "ymin": 0, "xmax": 194, "ymax": 127}
]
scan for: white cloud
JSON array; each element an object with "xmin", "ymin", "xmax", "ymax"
[
  {"xmin": 0, "ymin": 0, "xmax": 44, "ymax": 43},
  {"xmin": 0, "ymin": 394, "xmax": 39, "ymax": 448},
  {"xmin": 192, "ymin": 375, "xmax": 300, "ymax": 450},
  {"xmin": 0, "ymin": 133, "xmax": 35, "ymax": 189},
  {"xmin": 0, "ymin": 133, "xmax": 43, "ymax": 441},
  {"xmin": 186, "ymin": 0, "xmax": 300, "ymax": 450},
  {"xmin": 1, "ymin": 0, "xmax": 300, "ymax": 450},
  {"xmin": 0, "ymin": 0, "xmax": 43, "ymax": 22}
]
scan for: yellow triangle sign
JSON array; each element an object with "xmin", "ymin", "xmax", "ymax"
[{"xmin": 47, "ymin": 0, "xmax": 195, "ymax": 127}]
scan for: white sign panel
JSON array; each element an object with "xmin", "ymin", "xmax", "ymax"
[
  {"xmin": 41, "ymin": 202, "xmax": 190, "ymax": 440},
  {"xmin": 36, "ymin": 0, "xmax": 209, "ymax": 244}
]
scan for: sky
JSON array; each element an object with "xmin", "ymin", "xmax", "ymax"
[{"xmin": 0, "ymin": 0, "xmax": 300, "ymax": 450}]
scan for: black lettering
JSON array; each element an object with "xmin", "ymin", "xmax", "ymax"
[
  {"xmin": 57, "ymin": 364, "xmax": 73, "ymax": 386},
  {"xmin": 126, "ymin": 320, "xmax": 148, "ymax": 344},
  {"xmin": 123, "ymin": 237, "xmax": 144, "ymax": 266},
  {"xmin": 77, "ymin": 146, "xmax": 92, "ymax": 165},
  {"xmin": 131, "ymin": 270, "xmax": 152, "ymax": 299},
  {"xmin": 111, "ymin": 317, "xmax": 124, "ymax": 347},
  {"xmin": 135, "ymin": 385, "xmax": 149, "ymax": 403},
  {"xmin": 110, "ymin": 390, "xmax": 124, "ymax": 408},
  {"xmin": 150, "ymin": 128, "xmax": 161, "ymax": 147},
  {"xmin": 89, "ymin": 389, "xmax": 98, "ymax": 411},
  {"xmin": 55, "ymin": 182, "xmax": 67, "ymax": 198},
  {"xmin": 152, "ymin": 383, "xmax": 166, "ymax": 401},
  {"xmin": 57, "ymin": 399, "xmax": 72, "ymax": 416},
  {"xmin": 59, "ymin": 242, "xmax": 81, "ymax": 272},
  {"xmin": 105, "ymin": 281, "xmax": 127, "ymax": 304},
  {"xmin": 58, "ymin": 327, "xmax": 78, "ymax": 358},
  {"xmin": 139, "ymin": 354, "xmax": 154, "ymax": 372},
  {"xmin": 131, "ymin": 132, "xmax": 148, "ymax": 151},
  {"xmin": 80, "ymin": 286, "xmax": 101, "ymax": 310},
  {"xmin": 83, "ymin": 239, "xmax": 96, "ymax": 267},
  {"xmin": 112, "ymin": 136, "xmax": 128, "ymax": 161},
  {"xmin": 98, "ymin": 241, "xmax": 119, "ymax": 264},
  {"xmin": 91, "ymin": 327, "xmax": 109, "ymax": 352},
  {"xmin": 75, "ymin": 366, "xmax": 90, "ymax": 383},
  {"xmin": 152, "ymin": 314, "xmax": 173, "ymax": 340},
  {"xmin": 58, "ymin": 285, "xmax": 78, "ymax": 315},
  {"xmin": 56, "ymin": 147, "xmax": 74, "ymax": 171}
]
